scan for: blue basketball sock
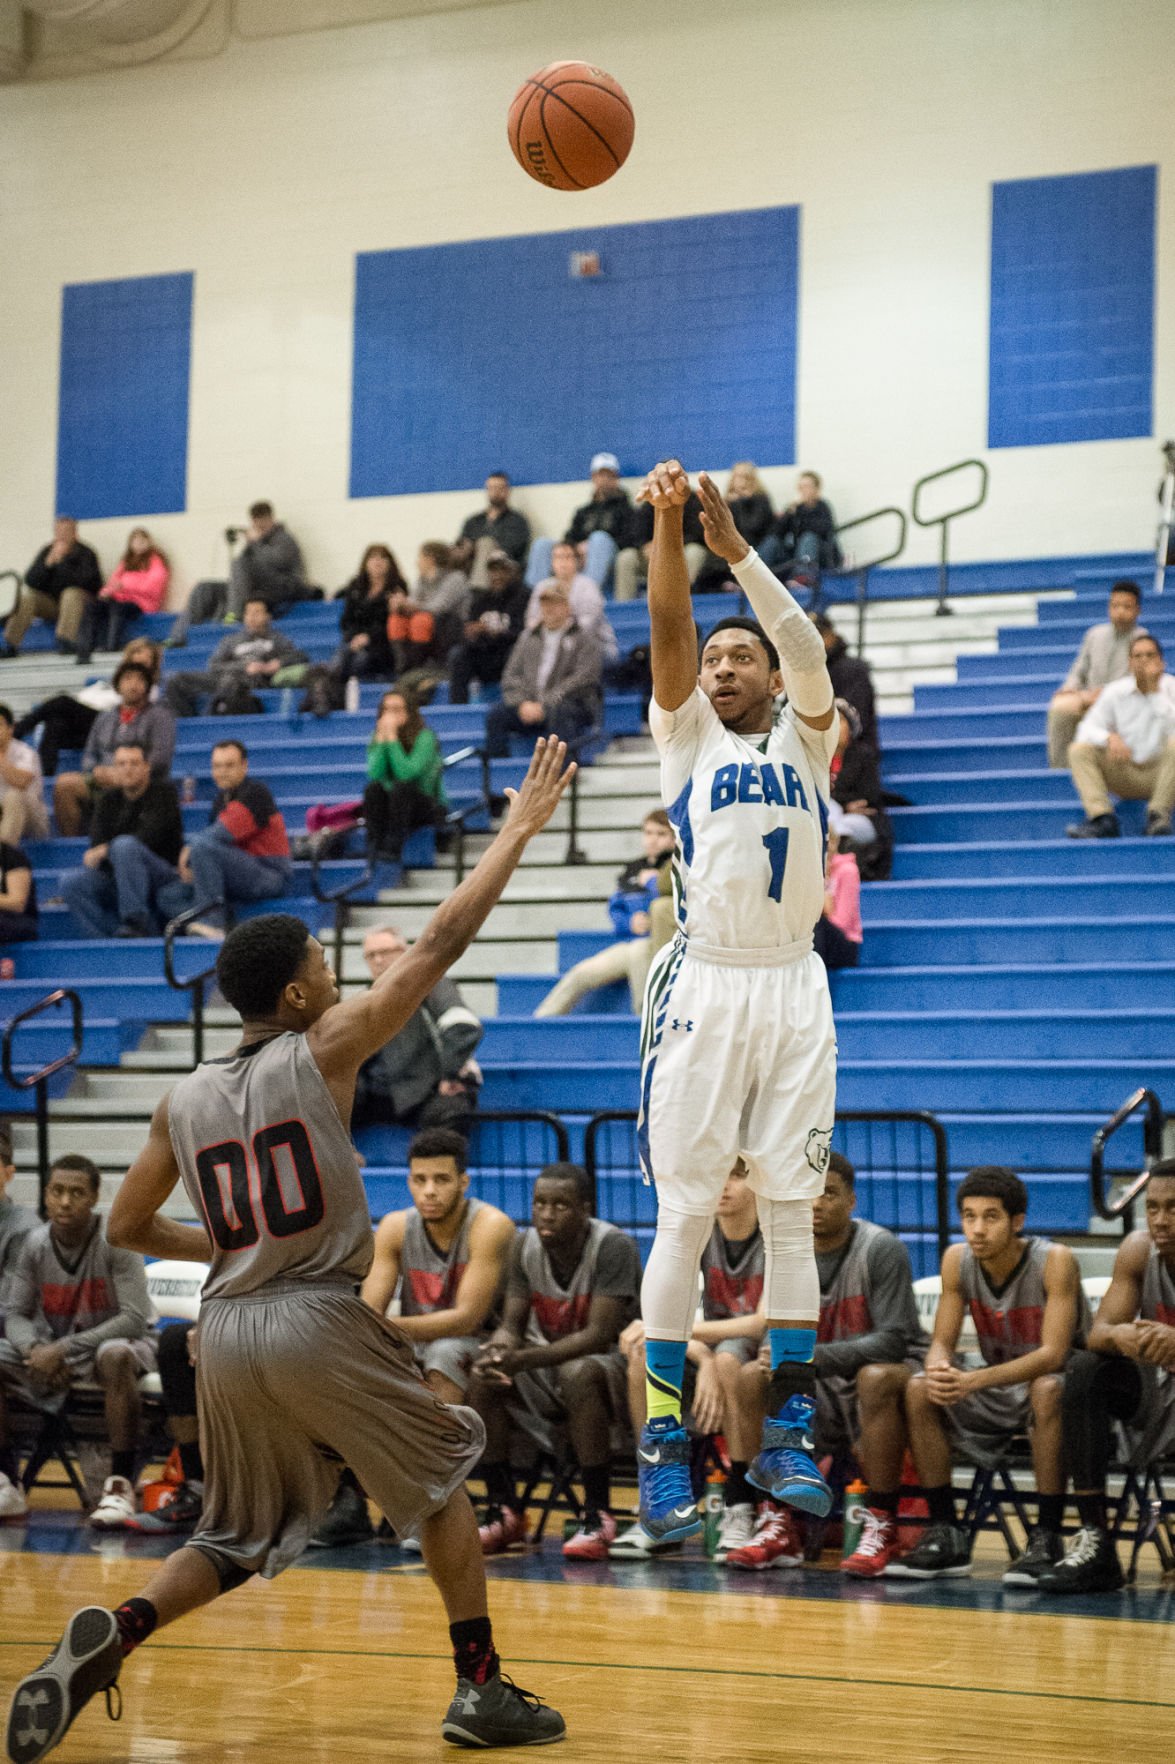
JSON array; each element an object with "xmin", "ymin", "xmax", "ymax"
[
  {"xmin": 768, "ymin": 1327, "xmax": 817, "ymax": 1372},
  {"xmin": 644, "ymin": 1338, "xmax": 688, "ymax": 1424}
]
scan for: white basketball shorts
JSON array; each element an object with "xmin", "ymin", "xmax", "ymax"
[{"xmin": 637, "ymin": 936, "xmax": 837, "ymax": 1215}]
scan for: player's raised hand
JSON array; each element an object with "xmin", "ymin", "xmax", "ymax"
[
  {"xmin": 637, "ymin": 458, "xmax": 693, "ymax": 508},
  {"xmin": 698, "ymin": 471, "xmax": 750, "ymax": 565},
  {"xmin": 502, "ymin": 737, "xmax": 577, "ymax": 839}
]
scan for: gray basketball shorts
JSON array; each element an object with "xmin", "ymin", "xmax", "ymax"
[
  {"xmin": 0, "ymin": 1335, "xmax": 156, "ymax": 1414},
  {"xmin": 506, "ymin": 1351, "xmax": 628, "ymax": 1457},
  {"xmin": 187, "ymin": 1284, "xmax": 485, "ymax": 1580},
  {"xmin": 1122, "ymin": 1364, "xmax": 1175, "ymax": 1469},
  {"xmin": 416, "ymin": 1334, "xmax": 482, "ymax": 1396},
  {"xmin": 931, "ymin": 1377, "xmax": 1032, "ymax": 1469}
]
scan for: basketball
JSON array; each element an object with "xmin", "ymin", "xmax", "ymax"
[{"xmin": 508, "ymin": 60, "xmax": 634, "ymax": 191}]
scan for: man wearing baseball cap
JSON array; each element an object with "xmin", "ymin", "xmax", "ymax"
[
  {"xmin": 483, "ymin": 579, "xmax": 604, "ymax": 759},
  {"xmin": 524, "ymin": 452, "xmax": 637, "ymax": 592}
]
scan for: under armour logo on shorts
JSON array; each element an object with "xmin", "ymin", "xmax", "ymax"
[{"xmin": 669, "ymin": 1017, "xmax": 695, "ymax": 1033}]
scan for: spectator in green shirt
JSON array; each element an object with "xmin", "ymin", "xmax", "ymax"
[{"xmin": 362, "ymin": 689, "xmax": 446, "ymax": 871}]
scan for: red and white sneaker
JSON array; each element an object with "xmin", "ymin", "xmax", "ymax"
[
  {"xmin": 726, "ymin": 1503, "xmax": 804, "ymax": 1572},
  {"xmin": 88, "ymin": 1476, "xmax": 137, "ymax": 1531},
  {"xmin": 562, "ymin": 1510, "xmax": 618, "ymax": 1561},
  {"xmin": 841, "ymin": 1508, "xmax": 900, "ymax": 1578},
  {"xmin": 478, "ymin": 1505, "xmax": 530, "ymax": 1556}
]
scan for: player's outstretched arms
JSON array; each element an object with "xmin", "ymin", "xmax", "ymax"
[
  {"xmin": 311, "ymin": 738, "xmax": 575, "ymax": 1078},
  {"xmin": 697, "ymin": 471, "xmax": 834, "ymax": 731},
  {"xmin": 640, "ymin": 459, "xmax": 698, "ymax": 712},
  {"xmin": 108, "ymin": 1092, "xmax": 214, "ymax": 1261}
]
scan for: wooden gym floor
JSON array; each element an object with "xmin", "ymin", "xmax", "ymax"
[{"xmin": 3, "ymin": 1509, "xmax": 1174, "ymax": 1763}]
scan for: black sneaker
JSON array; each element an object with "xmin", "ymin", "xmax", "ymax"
[
  {"xmin": 1066, "ymin": 812, "xmax": 1121, "ymax": 840},
  {"xmin": 441, "ymin": 1673, "xmax": 565, "ymax": 1748},
  {"xmin": 1002, "ymin": 1526, "xmax": 1062, "ymax": 1587},
  {"xmin": 884, "ymin": 1521, "xmax": 972, "ymax": 1579},
  {"xmin": 308, "ymin": 1482, "xmax": 374, "ymax": 1549},
  {"xmin": 1145, "ymin": 811, "xmax": 1173, "ymax": 837},
  {"xmin": 126, "ymin": 1481, "xmax": 203, "ymax": 1535},
  {"xmin": 6, "ymin": 1606, "xmax": 122, "ymax": 1764},
  {"xmin": 1037, "ymin": 1526, "xmax": 1124, "ymax": 1594}
]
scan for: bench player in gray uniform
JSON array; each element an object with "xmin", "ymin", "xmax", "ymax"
[
  {"xmin": 614, "ymin": 1161, "xmax": 765, "ymax": 1562},
  {"xmin": 5, "ymin": 738, "xmax": 574, "ymax": 1763},
  {"xmin": 888, "ymin": 1167, "xmax": 1089, "ymax": 1587},
  {"xmin": 468, "ymin": 1164, "xmax": 641, "ymax": 1563},
  {"xmin": 1041, "ymin": 1157, "xmax": 1175, "ymax": 1595}
]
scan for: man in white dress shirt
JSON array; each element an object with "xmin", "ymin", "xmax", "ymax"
[{"xmin": 1067, "ymin": 633, "xmax": 1175, "ymax": 838}]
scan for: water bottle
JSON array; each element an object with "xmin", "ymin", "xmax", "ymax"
[
  {"xmin": 344, "ymin": 676, "xmax": 361, "ymax": 713},
  {"xmin": 702, "ymin": 1468, "xmax": 725, "ymax": 1558},
  {"xmin": 841, "ymin": 1478, "xmax": 869, "ymax": 1561},
  {"xmin": 181, "ymin": 775, "xmax": 197, "ymax": 806}
]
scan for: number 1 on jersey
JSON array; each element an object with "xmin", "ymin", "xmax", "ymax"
[{"xmin": 762, "ymin": 827, "xmax": 790, "ymax": 902}]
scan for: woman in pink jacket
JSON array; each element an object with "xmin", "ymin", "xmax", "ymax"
[{"xmin": 81, "ymin": 527, "xmax": 170, "ymax": 658}]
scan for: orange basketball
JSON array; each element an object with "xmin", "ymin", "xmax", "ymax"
[{"xmin": 508, "ymin": 61, "xmax": 634, "ymax": 192}]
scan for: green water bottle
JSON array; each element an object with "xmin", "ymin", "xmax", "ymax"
[
  {"xmin": 702, "ymin": 1469, "xmax": 725, "ymax": 1557},
  {"xmin": 841, "ymin": 1478, "xmax": 869, "ymax": 1560}
]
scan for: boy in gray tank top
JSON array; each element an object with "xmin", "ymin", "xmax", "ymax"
[
  {"xmin": 888, "ymin": 1167, "xmax": 1089, "ymax": 1589},
  {"xmin": 1042, "ymin": 1158, "xmax": 1175, "ymax": 1596},
  {"xmin": 6, "ymin": 739, "xmax": 575, "ymax": 1762}
]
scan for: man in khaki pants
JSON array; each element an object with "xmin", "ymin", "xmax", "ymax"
[
  {"xmin": 1046, "ymin": 580, "xmax": 1146, "ymax": 768},
  {"xmin": 1067, "ymin": 633, "xmax": 1175, "ymax": 838},
  {"xmin": 4, "ymin": 517, "xmax": 102, "ymax": 656}
]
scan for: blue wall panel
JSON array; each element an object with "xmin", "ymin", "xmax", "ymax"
[
  {"xmin": 56, "ymin": 272, "xmax": 193, "ymax": 520},
  {"xmin": 351, "ymin": 207, "xmax": 799, "ymax": 497},
  {"xmin": 988, "ymin": 166, "xmax": 1155, "ymax": 448}
]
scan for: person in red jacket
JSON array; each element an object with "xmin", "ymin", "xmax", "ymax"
[
  {"xmin": 81, "ymin": 528, "xmax": 170, "ymax": 660},
  {"xmin": 177, "ymin": 739, "xmax": 291, "ymax": 938}
]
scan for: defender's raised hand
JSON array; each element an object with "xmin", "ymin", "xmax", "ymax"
[
  {"xmin": 503, "ymin": 737, "xmax": 577, "ymax": 839},
  {"xmin": 637, "ymin": 458, "xmax": 693, "ymax": 509},
  {"xmin": 697, "ymin": 471, "xmax": 750, "ymax": 565}
]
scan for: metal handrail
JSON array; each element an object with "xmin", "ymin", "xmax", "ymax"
[
  {"xmin": 309, "ymin": 839, "xmax": 375, "ymax": 980},
  {"xmin": 441, "ymin": 744, "xmax": 493, "ymax": 885},
  {"xmin": 474, "ymin": 1110, "xmax": 571, "ymax": 1161},
  {"xmin": 830, "ymin": 506, "xmax": 909, "ymax": 656},
  {"xmin": 163, "ymin": 901, "xmax": 224, "ymax": 1068},
  {"xmin": 1090, "ymin": 1087, "xmax": 1164, "ymax": 1227},
  {"xmin": 911, "ymin": 458, "xmax": 990, "ymax": 616},
  {"xmin": 1, "ymin": 988, "xmax": 84, "ymax": 1211},
  {"xmin": 0, "ymin": 570, "xmax": 21, "ymax": 624}
]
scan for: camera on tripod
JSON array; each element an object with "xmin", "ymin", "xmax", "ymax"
[{"xmin": 225, "ymin": 526, "xmax": 245, "ymax": 544}]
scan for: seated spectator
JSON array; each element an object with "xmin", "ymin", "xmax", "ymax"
[
  {"xmin": 1067, "ymin": 632, "xmax": 1175, "ymax": 838},
  {"xmin": 172, "ymin": 740, "xmax": 291, "ymax": 938},
  {"xmin": 14, "ymin": 636, "xmax": 163, "ymax": 778},
  {"xmin": 763, "ymin": 471, "xmax": 841, "ymax": 596},
  {"xmin": 1040, "ymin": 1158, "xmax": 1175, "ymax": 1596},
  {"xmin": 164, "ymin": 599, "xmax": 309, "ymax": 720},
  {"xmin": 830, "ymin": 699, "xmax": 892, "ymax": 880},
  {"xmin": 1047, "ymin": 580, "xmax": 1145, "ymax": 769},
  {"xmin": 526, "ymin": 453, "xmax": 634, "ymax": 590},
  {"xmin": 813, "ymin": 830, "xmax": 862, "ymax": 970},
  {"xmin": 363, "ymin": 690, "xmax": 446, "ymax": 872},
  {"xmin": 54, "ymin": 659, "xmax": 177, "ymax": 837},
  {"xmin": 3, "ymin": 517, "xmax": 102, "ymax": 658},
  {"xmin": 614, "ymin": 1162, "xmax": 764, "ymax": 1562},
  {"xmin": 332, "ymin": 544, "xmax": 406, "ymax": 684},
  {"xmin": 0, "ymin": 839, "xmax": 38, "ymax": 945},
  {"xmin": 523, "ymin": 542, "xmax": 618, "ymax": 661},
  {"xmin": 0, "ymin": 705, "xmax": 48, "ymax": 846},
  {"xmin": 352, "ymin": 926, "xmax": 483, "ymax": 1134},
  {"xmin": 728, "ymin": 1153, "xmax": 925, "ymax": 1574},
  {"xmin": 467, "ymin": 1163, "xmax": 641, "ymax": 1561},
  {"xmin": 412, "ymin": 542, "xmax": 472, "ymax": 645},
  {"xmin": 881, "ymin": 1167, "xmax": 1088, "ymax": 1586},
  {"xmin": 60, "ymin": 741, "xmax": 184, "ymax": 938},
  {"xmin": 615, "ymin": 490, "xmax": 707, "ymax": 602},
  {"xmin": 484, "ymin": 582, "xmax": 603, "ymax": 759},
  {"xmin": 226, "ymin": 501, "xmax": 316, "ymax": 621},
  {"xmin": 449, "ymin": 551, "xmax": 530, "ymax": 704},
  {"xmin": 0, "ymin": 1123, "xmax": 37, "ymax": 1314},
  {"xmin": 534, "ymin": 808, "xmax": 673, "ymax": 1016},
  {"xmin": 452, "ymin": 472, "xmax": 532, "ymax": 584},
  {"xmin": 812, "ymin": 613, "xmax": 879, "ymax": 751},
  {"xmin": 693, "ymin": 462, "xmax": 775, "ymax": 592},
  {"xmin": 0, "ymin": 1154, "xmax": 155, "ymax": 1529},
  {"xmin": 80, "ymin": 527, "xmax": 170, "ymax": 661}
]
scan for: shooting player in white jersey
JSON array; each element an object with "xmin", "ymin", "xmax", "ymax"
[{"xmin": 635, "ymin": 462, "xmax": 839, "ymax": 1543}]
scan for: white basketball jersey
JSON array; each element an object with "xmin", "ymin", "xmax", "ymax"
[{"xmin": 650, "ymin": 686, "xmax": 836, "ymax": 952}]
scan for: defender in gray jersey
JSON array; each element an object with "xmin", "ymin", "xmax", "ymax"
[
  {"xmin": 1042, "ymin": 1158, "xmax": 1175, "ymax": 1595},
  {"xmin": 6, "ymin": 739, "xmax": 574, "ymax": 1763},
  {"xmin": 889, "ymin": 1168, "xmax": 1088, "ymax": 1588}
]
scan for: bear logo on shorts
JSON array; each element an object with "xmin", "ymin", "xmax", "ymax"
[{"xmin": 805, "ymin": 1128, "xmax": 832, "ymax": 1175}]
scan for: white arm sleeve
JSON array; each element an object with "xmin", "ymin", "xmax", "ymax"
[{"xmin": 730, "ymin": 548, "xmax": 833, "ymax": 720}]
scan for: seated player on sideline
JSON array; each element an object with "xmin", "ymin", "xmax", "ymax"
[
  {"xmin": 613, "ymin": 1162, "xmax": 765, "ymax": 1561},
  {"xmin": 5, "ymin": 738, "xmax": 574, "ymax": 1760},
  {"xmin": 308, "ymin": 1128, "xmax": 517, "ymax": 1553},
  {"xmin": 466, "ymin": 1163, "xmax": 641, "ymax": 1562},
  {"xmin": 727, "ymin": 1152, "xmax": 925, "ymax": 1573},
  {"xmin": 886, "ymin": 1167, "xmax": 1089, "ymax": 1585},
  {"xmin": 1040, "ymin": 1157, "xmax": 1175, "ymax": 1595},
  {"xmin": 633, "ymin": 462, "xmax": 838, "ymax": 1545}
]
